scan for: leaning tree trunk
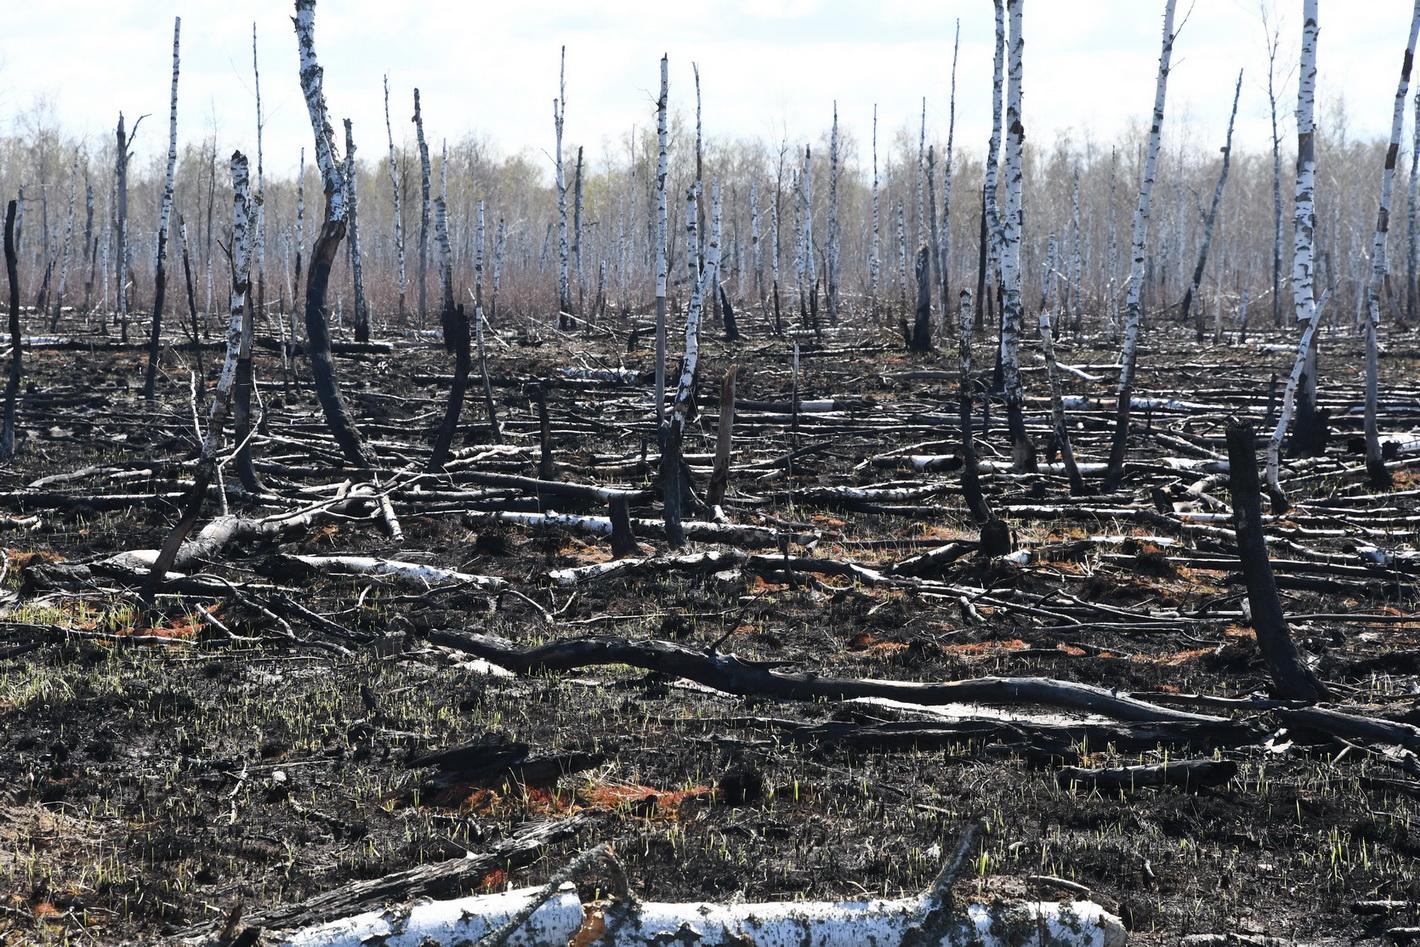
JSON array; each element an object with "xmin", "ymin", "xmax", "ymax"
[
  {"xmin": 1267, "ymin": 0, "xmax": 1322, "ymax": 510},
  {"xmin": 1182, "ymin": 68, "xmax": 1241, "ymax": 342},
  {"xmin": 1103, "ymin": 0, "xmax": 1176, "ymax": 492},
  {"xmin": 1362, "ymin": 0, "xmax": 1420, "ymax": 489},
  {"xmin": 345, "ymin": 119, "xmax": 370, "ymax": 343},
  {"xmin": 294, "ymin": 0, "xmax": 375, "ymax": 472},
  {"xmin": 1039, "ymin": 293, "xmax": 1085, "ymax": 496},
  {"xmin": 142, "ymin": 151, "xmax": 255, "ymax": 610},
  {"xmin": 1, "ymin": 201, "xmax": 20, "ymax": 461},
  {"xmin": 145, "ymin": 17, "xmax": 181, "ymax": 401},
  {"xmin": 998, "ymin": 0, "xmax": 1035, "ymax": 473},
  {"xmin": 1224, "ymin": 420, "xmax": 1329, "ymax": 701}
]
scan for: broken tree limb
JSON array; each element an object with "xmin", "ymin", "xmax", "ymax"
[{"xmin": 1056, "ymin": 759, "xmax": 1238, "ymax": 794}]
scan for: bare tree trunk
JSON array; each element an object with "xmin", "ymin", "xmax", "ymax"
[
  {"xmin": 957, "ymin": 289, "xmax": 990, "ymax": 524},
  {"xmin": 1103, "ymin": 0, "xmax": 1176, "ymax": 492},
  {"xmin": 1224, "ymin": 421, "xmax": 1328, "ymax": 701},
  {"xmin": 1362, "ymin": 0, "xmax": 1420, "ymax": 488},
  {"xmin": 145, "ymin": 17, "xmax": 181, "ymax": 400},
  {"xmin": 706, "ymin": 364, "xmax": 737, "ymax": 508},
  {"xmin": 48, "ymin": 159, "xmax": 75, "ymax": 333},
  {"xmin": 826, "ymin": 103, "xmax": 839, "ymax": 322},
  {"xmin": 573, "ymin": 144, "xmax": 584, "ymax": 317},
  {"xmin": 295, "ymin": 0, "xmax": 376, "ymax": 472},
  {"xmin": 869, "ymin": 105, "xmax": 880, "ymax": 318},
  {"xmin": 910, "ymin": 245, "xmax": 932, "ymax": 351},
  {"xmin": 985, "ymin": 0, "xmax": 1005, "ymax": 346},
  {"xmin": 429, "ymin": 197, "xmax": 467, "ymax": 471},
  {"xmin": 384, "ymin": 75, "xmax": 408, "ymax": 325},
  {"xmin": 345, "ymin": 119, "xmax": 370, "ymax": 343},
  {"xmin": 1039, "ymin": 266, "xmax": 1085, "ymax": 496},
  {"xmin": 1183, "ymin": 69, "xmax": 1242, "ymax": 342},
  {"xmin": 1268, "ymin": 0, "xmax": 1322, "ymax": 509},
  {"xmin": 653, "ymin": 55, "xmax": 669, "ymax": 424},
  {"xmin": 999, "ymin": 0, "xmax": 1034, "ymax": 473},
  {"xmin": 114, "ymin": 112, "xmax": 139, "ymax": 342},
  {"xmin": 1, "ymin": 202, "xmax": 20, "ymax": 461},
  {"xmin": 554, "ymin": 46, "xmax": 572, "ymax": 327},
  {"xmin": 142, "ymin": 150, "xmax": 255, "ymax": 608},
  {"xmin": 1264, "ymin": 3, "xmax": 1285, "ymax": 329},
  {"xmin": 1409, "ymin": 86, "xmax": 1419, "ymax": 326},
  {"xmin": 940, "ymin": 20, "xmax": 960, "ymax": 327},
  {"xmin": 252, "ymin": 22, "xmax": 266, "ymax": 354},
  {"xmin": 414, "ymin": 87, "xmax": 431, "ymax": 327}
]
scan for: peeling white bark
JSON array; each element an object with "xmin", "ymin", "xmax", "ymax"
[
  {"xmin": 293, "ymin": 0, "xmax": 344, "ymax": 222},
  {"xmin": 383, "ymin": 75, "xmax": 407, "ymax": 320}
]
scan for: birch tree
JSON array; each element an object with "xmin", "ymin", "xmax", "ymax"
[
  {"xmin": 114, "ymin": 112, "xmax": 143, "ymax": 342},
  {"xmin": 554, "ymin": 46, "xmax": 572, "ymax": 327},
  {"xmin": 252, "ymin": 23, "xmax": 266, "ymax": 337},
  {"xmin": 1182, "ymin": 69, "xmax": 1242, "ymax": 342},
  {"xmin": 869, "ymin": 105, "xmax": 880, "ymax": 316},
  {"xmin": 940, "ymin": 19, "xmax": 960, "ymax": 324},
  {"xmin": 826, "ymin": 103, "xmax": 839, "ymax": 321},
  {"xmin": 144, "ymin": 17, "xmax": 180, "ymax": 401},
  {"xmin": 984, "ymin": 0, "xmax": 1005, "ymax": 332},
  {"xmin": 1361, "ymin": 0, "xmax": 1420, "ymax": 488},
  {"xmin": 293, "ymin": 0, "xmax": 382, "ymax": 479},
  {"xmin": 344, "ymin": 119, "xmax": 370, "ymax": 342},
  {"xmin": 1103, "ymin": 0, "xmax": 1177, "ymax": 492},
  {"xmin": 413, "ymin": 87, "xmax": 431, "ymax": 326},
  {"xmin": 1266, "ymin": 0, "xmax": 1322, "ymax": 509},
  {"xmin": 653, "ymin": 55, "xmax": 669, "ymax": 422},
  {"xmin": 1262, "ymin": 2, "xmax": 1286, "ymax": 329},
  {"xmin": 383, "ymin": 75, "xmax": 407, "ymax": 323},
  {"xmin": 1409, "ymin": 86, "xmax": 1419, "ymax": 325},
  {"xmin": 998, "ymin": 0, "xmax": 1034, "ymax": 472}
]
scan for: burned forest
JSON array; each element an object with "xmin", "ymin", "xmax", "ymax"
[{"xmin": 5, "ymin": 1, "xmax": 1420, "ymax": 944}]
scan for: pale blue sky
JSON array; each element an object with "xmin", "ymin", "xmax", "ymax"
[{"xmin": 0, "ymin": 1, "xmax": 1408, "ymax": 178}]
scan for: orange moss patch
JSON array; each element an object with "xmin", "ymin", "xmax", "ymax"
[
  {"xmin": 940, "ymin": 639, "xmax": 1028, "ymax": 655},
  {"xmin": 577, "ymin": 781, "xmax": 713, "ymax": 817},
  {"xmin": 4, "ymin": 548, "xmax": 63, "ymax": 570},
  {"xmin": 478, "ymin": 868, "xmax": 507, "ymax": 892},
  {"xmin": 1129, "ymin": 647, "xmax": 1214, "ymax": 666}
]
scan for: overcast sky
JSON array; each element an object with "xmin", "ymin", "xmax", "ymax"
[{"xmin": 0, "ymin": 1, "xmax": 1409, "ymax": 180}]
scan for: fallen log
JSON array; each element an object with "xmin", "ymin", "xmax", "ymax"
[
  {"xmin": 261, "ymin": 554, "xmax": 505, "ymax": 591},
  {"xmin": 427, "ymin": 630, "xmax": 1229, "ymax": 725},
  {"xmin": 1056, "ymin": 759, "xmax": 1238, "ymax": 793}
]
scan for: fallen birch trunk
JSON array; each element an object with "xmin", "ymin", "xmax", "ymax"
[{"xmin": 267, "ymin": 554, "xmax": 505, "ymax": 590}]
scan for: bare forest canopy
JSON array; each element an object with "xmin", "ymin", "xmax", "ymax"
[{"xmin": 0, "ymin": 37, "xmax": 1411, "ymax": 326}]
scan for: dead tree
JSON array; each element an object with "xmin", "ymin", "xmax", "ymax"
[
  {"xmin": 554, "ymin": 46, "xmax": 572, "ymax": 327},
  {"xmin": 572, "ymin": 145, "xmax": 584, "ymax": 316},
  {"xmin": 1, "ymin": 201, "xmax": 20, "ymax": 461},
  {"xmin": 428, "ymin": 198, "xmax": 467, "ymax": 471},
  {"xmin": 1362, "ymin": 0, "xmax": 1420, "ymax": 489},
  {"xmin": 653, "ymin": 55, "xmax": 669, "ymax": 423},
  {"xmin": 999, "ymin": 0, "xmax": 1035, "ymax": 472},
  {"xmin": 114, "ymin": 112, "xmax": 143, "ymax": 342},
  {"xmin": 142, "ymin": 151, "xmax": 255, "ymax": 609},
  {"xmin": 1103, "ymin": 0, "xmax": 1177, "ymax": 492},
  {"xmin": 1039, "ymin": 266, "xmax": 1085, "ymax": 496},
  {"xmin": 1267, "ymin": 0, "xmax": 1322, "ymax": 509},
  {"xmin": 1409, "ymin": 86, "xmax": 1419, "ymax": 325},
  {"xmin": 1224, "ymin": 420, "xmax": 1328, "ymax": 701},
  {"xmin": 869, "ymin": 105, "xmax": 880, "ymax": 316},
  {"xmin": 706, "ymin": 364, "xmax": 737, "ymax": 508},
  {"xmin": 144, "ymin": 17, "xmax": 181, "ymax": 401},
  {"xmin": 294, "ymin": 0, "xmax": 376, "ymax": 472},
  {"xmin": 957, "ymin": 289, "xmax": 992, "ymax": 527},
  {"xmin": 383, "ymin": 75, "xmax": 407, "ymax": 324},
  {"xmin": 1182, "ymin": 69, "xmax": 1242, "ymax": 342},
  {"xmin": 252, "ymin": 23, "xmax": 266, "ymax": 349},
  {"xmin": 48, "ymin": 158, "xmax": 75, "ymax": 332},
  {"xmin": 826, "ymin": 103, "xmax": 839, "ymax": 321},
  {"xmin": 345, "ymin": 120, "xmax": 370, "ymax": 342},
  {"xmin": 940, "ymin": 19, "xmax": 960, "ymax": 325},
  {"xmin": 1262, "ymin": 2, "xmax": 1285, "ymax": 329},
  {"xmin": 413, "ymin": 87, "xmax": 431, "ymax": 326},
  {"xmin": 662, "ymin": 185, "xmax": 721, "ymax": 547},
  {"xmin": 984, "ymin": 0, "xmax": 1005, "ymax": 340},
  {"xmin": 910, "ymin": 245, "xmax": 932, "ymax": 351}
]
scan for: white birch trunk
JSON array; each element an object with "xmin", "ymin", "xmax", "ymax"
[
  {"xmin": 294, "ymin": 1, "xmax": 344, "ymax": 221},
  {"xmin": 1104, "ymin": 0, "xmax": 1177, "ymax": 489},
  {"xmin": 870, "ymin": 104, "xmax": 880, "ymax": 314},
  {"xmin": 293, "ymin": 148, "xmax": 305, "ymax": 347},
  {"xmin": 383, "ymin": 75, "xmax": 407, "ymax": 321},
  {"xmin": 998, "ymin": 0, "xmax": 1033, "ymax": 471},
  {"xmin": 1362, "ymin": 0, "xmax": 1420, "ymax": 486},
  {"xmin": 413, "ymin": 87, "xmax": 430, "ymax": 321},
  {"xmin": 749, "ymin": 181, "xmax": 762, "ymax": 308},
  {"xmin": 252, "ymin": 22, "xmax": 265, "ymax": 318},
  {"xmin": 653, "ymin": 54, "xmax": 669, "ymax": 421},
  {"xmin": 1409, "ymin": 86, "xmax": 1419, "ymax": 325},
  {"xmin": 1267, "ymin": 0, "xmax": 1320, "ymax": 505},
  {"xmin": 985, "ymin": 0, "xmax": 1005, "ymax": 328},
  {"xmin": 554, "ymin": 46, "xmax": 571, "ymax": 322},
  {"xmin": 52, "ymin": 163, "xmax": 76, "ymax": 324},
  {"xmin": 434, "ymin": 196, "xmax": 453, "ymax": 315},
  {"xmin": 475, "ymin": 199, "xmax": 485, "ymax": 307},
  {"xmin": 802, "ymin": 145, "xmax": 815, "ymax": 305},
  {"xmin": 827, "ymin": 102, "xmax": 839, "ymax": 320},
  {"xmin": 343, "ymin": 119, "xmax": 370, "ymax": 341},
  {"xmin": 941, "ymin": 20, "xmax": 959, "ymax": 324}
]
